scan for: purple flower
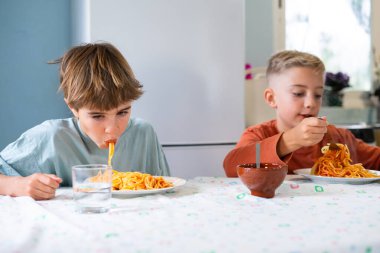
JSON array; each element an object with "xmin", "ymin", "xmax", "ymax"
[{"xmin": 325, "ymin": 72, "xmax": 350, "ymax": 92}]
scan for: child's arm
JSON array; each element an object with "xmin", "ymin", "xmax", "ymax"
[
  {"xmin": 0, "ymin": 173, "xmax": 62, "ymax": 200},
  {"xmin": 277, "ymin": 117, "xmax": 328, "ymax": 157},
  {"xmin": 224, "ymin": 133, "xmax": 287, "ymax": 177}
]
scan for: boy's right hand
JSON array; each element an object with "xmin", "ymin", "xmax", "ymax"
[
  {"xmin": 291, "ymin": 116, "xmax": 328, "ymax": 147},
  {"xmin": 279, "ymin": 117, "xmax": 328, "ymax": 156},
  {"xmin": 12, "ymin": 173, "xmax": 62, "ymax": 200}
]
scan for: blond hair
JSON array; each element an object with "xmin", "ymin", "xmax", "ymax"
[
  {"xmin": 266, "ymin": 50, "xmax": 325, "ymax": 78},
  {"xmin": 54, "ymin": 42, "xmax": 143, "ymax": 111}
]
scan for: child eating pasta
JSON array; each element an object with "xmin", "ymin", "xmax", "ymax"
[
  {"xmin": 0, "ymin": 42, "xmax": 170, "ymax": 200},
  {"xmin": 223, "ymin": 50, "xmax": 380, "ymax": 176}
]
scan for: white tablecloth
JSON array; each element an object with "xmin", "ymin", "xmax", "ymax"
[{"xmin": 1, "ymin": 176, "xmax": 380, "ymax": 253}]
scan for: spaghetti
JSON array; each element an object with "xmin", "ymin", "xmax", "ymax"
[
  {"xmin": 311, "ymin": 143, "xmax": 380, "ymax": 178},
  {"xmin": 112, "ymin": 170, "xmax": 173, "ymax": 190},
  {"xmin": 92, "ymin": 140, "xmax": 172, "ymax": 191},
  {"xmin": 107, "ymin": 141, "xmax": 115, "ymax": 166},
  {"xmin": 88, "ymin": 168, "xmax": 112, "ymax": 183}
]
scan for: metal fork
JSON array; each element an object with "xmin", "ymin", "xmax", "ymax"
[
  {"xmin": 318, "ymin": 116, "xmax": 340, "ymax": 151},
  {"xmin": 325, "ymin": 130, "xmax": 341, "ymax": 151}
]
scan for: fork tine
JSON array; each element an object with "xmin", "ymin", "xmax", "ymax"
[
  {"xmin": 329, "ymin": 142, "xmax": 341, "ymax": 151},
  {"xmin": 325, "ymin": 131, "xmax": 341, "ymax": 151}
]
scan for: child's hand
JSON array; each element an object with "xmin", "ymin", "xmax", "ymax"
[
  {"xmin": 278, "ymin": 116, "xmax": 328, "ymax": 157},
  {"xmin": 13, "ymin": 173, "xmax": 62, "ymax": 200},
  {"xmin": 290, "ymin": 116, "xmax": 328, "ymax": 147}
]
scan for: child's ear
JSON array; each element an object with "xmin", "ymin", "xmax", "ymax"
[
  {"xmin": 264, "ymin": 88, "xmax": 277, "ymax": 108},
  {"xmin": 64, "ymin": 98, "xmax": 79, "ymax": 118}
]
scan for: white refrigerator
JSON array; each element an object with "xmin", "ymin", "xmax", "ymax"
[{"xmin": 72, "ymin": 0, "xmax": 245, "ymax": 179}]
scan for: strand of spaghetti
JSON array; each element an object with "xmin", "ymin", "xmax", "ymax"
[{"xmin": 108, "ymin": 141, "xmax": 115, "ymax": 166}]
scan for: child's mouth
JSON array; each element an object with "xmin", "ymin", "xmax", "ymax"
[{"xmin": 105, "ymin": 139, "xmax": 117, "ymax": 145}]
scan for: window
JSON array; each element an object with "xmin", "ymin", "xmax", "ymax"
[{"xmin": 274, "ymin": 0, "xmax": 379, "ymax": 91}]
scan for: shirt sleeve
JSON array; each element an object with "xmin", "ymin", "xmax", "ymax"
[
  {"xmin": 0, "ymin": 133, "xmax": 40, "ymax": 177},
  {"xmin": 223, "ymin": 132, "xmax": 290, "ymax": 177},
  {"xmin": 0, "ymin": 155, "xmax": 21, "ymax": 176}
]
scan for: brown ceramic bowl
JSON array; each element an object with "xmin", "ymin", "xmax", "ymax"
[{"xmin": 237, "ymin": 163, "xmax": 288, "ymax": 198}]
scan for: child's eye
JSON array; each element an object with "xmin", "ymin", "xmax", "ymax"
[
  {"xmin": 315, "ymin": 94, "xmax": 322, "ymax": 99},
  {"xmin": 117, "ymin": 110, "xmax": 129, "ymax": 116},
  {"xmin": 92, "ymin": 115, "xmax": 104, "ymax": 120},
  {"xmin": 293, "ymin": 92, "xmax": 304, "ymax": 97}
]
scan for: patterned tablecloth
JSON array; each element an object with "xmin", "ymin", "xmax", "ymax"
[{"xmin": 1, "ymin": 176, "xmax": 380, "ymax": 253}]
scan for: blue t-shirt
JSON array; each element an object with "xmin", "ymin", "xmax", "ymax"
[{"xmin": 0, "ymin": 117, "xmax": 170, "ymax": 186}]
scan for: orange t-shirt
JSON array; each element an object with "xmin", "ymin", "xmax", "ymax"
[{"xmin": 223, "ymin": 120, "xmax": 380, "ymax": 177}]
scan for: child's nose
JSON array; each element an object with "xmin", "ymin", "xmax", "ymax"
[
  {"xmin": 105, "ymin": 120, "xmax": 118, "ymax": 134},
  {"xmin": 304, "ymin": 95, "xmax": 317, "ymax": 108}
]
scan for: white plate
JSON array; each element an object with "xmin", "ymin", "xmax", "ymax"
[
  {"xmin": 293, "ymin": 168, "xmax": 380, "ymax": 185},
  {"xmin": 112, "ymin": 176, "xmax": 186, "ymax": 196}
]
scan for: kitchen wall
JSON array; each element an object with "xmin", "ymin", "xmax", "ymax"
[
  {"xmin": 245, "ymin": 0, "xmax": 273, "ymax": 67},
  {"xmin": 1, "ymin": 0, "xmax": 266, "ymax": 149},
  {"xmin": 0, "ymin": 0, "xmax": 289, "ymax": 150},
  {"xmin": 0, "ymin": 0, "xmax": 72, "ymax": 149}
]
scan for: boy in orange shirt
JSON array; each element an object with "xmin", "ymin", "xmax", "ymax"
[{"xmin": 224, "ymin": 50, "xmax": 380, "ymax": 177}]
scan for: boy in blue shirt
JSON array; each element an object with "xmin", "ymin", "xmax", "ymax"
[{"xmin": 0, "ymin": 43, "xmax": 170, "ymax": 200}]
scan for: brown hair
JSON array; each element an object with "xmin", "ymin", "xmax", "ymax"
[
  {"xmin": 54, "ymin": 42, "xmax": 143, "ymax": 111},
  {"xmin": 266, "ymin": 50, "xmax": 325, "ymax": 77}
]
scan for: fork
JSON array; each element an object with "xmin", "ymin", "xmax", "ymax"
[
  {"xmin": 318, "ymin": 116, "xmax": 340, "ymax": 151},
  {"xmin": 325, "ymin": 130, "xmax": 340, "ymax": 151}
]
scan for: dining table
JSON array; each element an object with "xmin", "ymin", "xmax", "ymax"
[{"xmin": 1, "ymin": 175, "xmax": 380, "ymax": 253}]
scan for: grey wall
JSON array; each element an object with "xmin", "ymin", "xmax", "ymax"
[
  {"xmin": 0, "ymin": 0, "xmax": 275, "ymax": 150},
  {"xmin": 0, "ymin": 0, "xmax": 72, "ymax": 149},
  {"xmin": 245, "ymin": 0, "xmax": 274, "ymax": 67}
]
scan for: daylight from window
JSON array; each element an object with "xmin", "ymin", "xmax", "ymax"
[{"xmin": 285, "ymin": 0, "xmax": 371, "ymax": 90}]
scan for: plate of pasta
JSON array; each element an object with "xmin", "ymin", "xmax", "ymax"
[
  {"xmin": 111, "ymin": 171, "xmax": 186, "ymax": 195},
  {"xmin": 293, "ymin": 143, "xmax": 380, "ymax": 184},
  {"xmin": 294, "ymin": 168, "xmax": 380, "ymax": 184}
]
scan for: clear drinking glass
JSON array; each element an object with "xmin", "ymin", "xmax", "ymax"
[{"xmin": 72, "ymin": 164, "xmax": 112, "ymax": 213}]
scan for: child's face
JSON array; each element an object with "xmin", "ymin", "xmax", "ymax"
[
  {"xmin": 72, "ymin": 102, "xmax": 132, "ymax": 149},
  {"xmin": 268, "ymin": 67, "xmax": 324, "ymax": 132}
]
